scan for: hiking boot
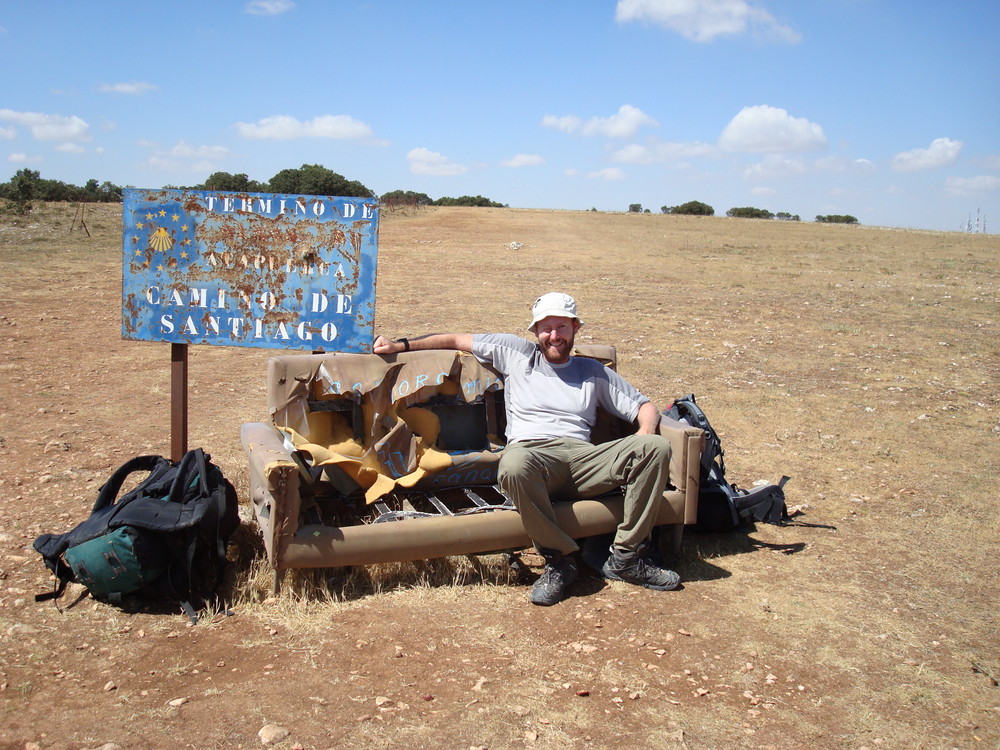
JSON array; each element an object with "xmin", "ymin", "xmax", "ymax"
[
  {"xmin": 602, "ymin": 546, "xmax": 680, "ymax": 591},
  {"xmin": 530, "ymin": 554, "xmax": 578, "ymax": 606}
]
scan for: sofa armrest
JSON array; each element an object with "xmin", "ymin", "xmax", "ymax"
[
  {"xmin": 659, "ymin": 414, "xmax": 705, "ymax": 525},
  {"xmin": 241, "ymin": 422, "xmax": 302, "ymax": 568}
]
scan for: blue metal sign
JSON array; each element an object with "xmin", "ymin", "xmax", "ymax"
[{"xmin": 122, "ymin": 188, "xmax": 379, "ymax": 352}]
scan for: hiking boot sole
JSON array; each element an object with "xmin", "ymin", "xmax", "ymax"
[{"xmin": 601, "ymin": 566, "xmax": 680, "ymax": 591}]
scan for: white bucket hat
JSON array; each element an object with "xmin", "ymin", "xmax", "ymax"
[{"xmin": 527, "ymin": 292, "xmax": 584, "ymax": 332}]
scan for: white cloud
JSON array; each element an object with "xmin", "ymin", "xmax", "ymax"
[
  {"xmin": 751, "ymin": 186, "xmax": 776, "ymax": 196},
  {"xmin": 236, "ymin": 114, "xmax": 377, "ymax": 141},
  {"xmin": 541, "ymin": 114, "xmax": 581, "ymax": 134},
  {"xmin": 407, "ymin": 147, "xmax": 468, "ymax": 176},
  {"xmin": 169, "ymin": 141, "xmax": 231, "ymax": 159},
  {"xmin": 891, "ymin": 137, "xmax": 962, "ymax": 172},
  {"xmin": 55, "ymin": 143, "xmax": 85, "ymax": 154},
  {"xmin": 0, "ymin": 125, "xmax": 14, "ymax": 139},
  {"xmin": 542, "ymin": 105, "xmax": 657, "ymax": 139},
  {"xmin": 945, "ymin": 175, "xmax": 1000, "ymax": 195},
  {"xmin": 100, "ymin": 81, "xmax": 157, "ymax": 95},
  {"xmin": 584, "ymin": 105, "xmax": 658, "ymax": 138},
  {"xmin": 7, "ymin": 153, "xmax": 42, "ymax": 164},
  {"xmin": 501, "ymin": 154, "xmax": 545, "ymax": 168},
  {"xmin": 741, "ymin": 154, "xmax": 807, "ymax": 180},
  {"xmin": 814, "ymin": 155, "xmax": 875, "ymax": 173},
  {"xmin": 611, "ymin": 139, "xmax": 716, "ymax": 163},
  {"xmin": 143, "ymin": 140, "xmax": 231, "ymax": 173},
  {"xmin": 615, "ymin": 0, "xmax": 800, "ymax": 43},
  {"xmin": 0, "ymin": 109, "xmax": 91, "ymax": 142},
  {"xmin": 587, "ymin": 167, "xmax": 626, "ymax": 181},
  {"xmin": 245, "ymin": 0, "xmax": 294, "ymax": 15},
  {"xmin": 719, "ymin": 105, "xmax": 826, "ymax": 153}
]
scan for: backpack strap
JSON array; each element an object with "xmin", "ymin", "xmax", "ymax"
[
  {"xmin": 35, "ymin": 577, "xmax": 68, "ymax": 602},
  {"xmin": 166, "ymin": 449, "xmax": 207, "ymax": 504},
  {"xmin": 93, "ymin": 455, "xmax": 164, "ymax": 512}
]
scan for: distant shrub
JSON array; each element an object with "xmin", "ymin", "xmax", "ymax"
[
  {"xmin": 816, "ymin": 214, "xmax": 859, "ymax": 224},
  {"xmin": 727, "ymin": 206, "xmax": 774, "ymax": 219},
  {"xmin": 663, "ymin": 201, "xmax": 715, "ymax": 216},
  {"xmin": 433, "ymin": 195, "xmax": 507, "ymax": 207},
  {"xmin": 628, "ymin": 203, "xmax": 643, "ymax": 213},
  {"xmin": 381, "ymin": 190, "xmax": 433, "ymax": 212}
]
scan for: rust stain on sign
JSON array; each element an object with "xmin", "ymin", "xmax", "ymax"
[{"xmin": 121, "ymin": 189, "xmax": 379, "ymax": 352}]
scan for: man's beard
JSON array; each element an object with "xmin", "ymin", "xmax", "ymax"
[{"xmin": 541, "ymin": 335, "xmax": 573, "ymax": 363}]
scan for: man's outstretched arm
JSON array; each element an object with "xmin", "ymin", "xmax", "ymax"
[{"xmin": 373, "ymin": 333, "xmax": 474, "ymax": 355}]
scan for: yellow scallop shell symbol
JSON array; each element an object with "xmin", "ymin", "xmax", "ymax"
[{"xmin": 149, "ymin": 226, "xmax": 174, "ymax": 253}]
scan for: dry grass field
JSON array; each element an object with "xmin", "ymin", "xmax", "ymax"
[{"xmin": 0, "ymin": 202, "xmax": 997, "ymax": 749}]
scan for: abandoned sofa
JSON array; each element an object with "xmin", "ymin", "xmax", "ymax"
[{"xmin": 240, "ymin": 345, "xmax": 705, "ymax": 572}]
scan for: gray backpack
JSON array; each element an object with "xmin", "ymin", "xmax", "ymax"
[{"xmin": 665, "ymin": 394, "xmax": 790, "ymax": 531}]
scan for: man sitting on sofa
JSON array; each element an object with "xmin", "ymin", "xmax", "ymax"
[{"xmin": 373, "ymin": 292, "xmax": 680, "ymax": 605}]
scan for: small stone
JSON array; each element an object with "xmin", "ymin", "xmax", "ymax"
[
  {"xmin": 7, "ymin": 624, "xmax": 39, "ymax": 636},
  {"xmin": 167, "ymin": 697, "xmax": 188, "ymax": 707},
  {"xmin": 258, "ymin": 724, "xmax": 290, "ymax": 746},
  {"xmin": 103, "ymin": 681, "xmax": 117, "ymax": 692}
]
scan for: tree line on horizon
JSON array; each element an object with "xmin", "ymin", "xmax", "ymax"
[
  {"xmin": 0, "ymin": 165, "xmax": 506, "ymax": 215},
  {"xmin": 628, "ymin": 200, "xmax": 857, "ymax": 225},
  {"xmin": 1, "ymin": 165, "xmax": 856, "ymax": 224}
]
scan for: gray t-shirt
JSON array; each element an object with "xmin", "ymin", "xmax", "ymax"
[{"xmin": 471, "ymin": 333, "xmax": 649, "ymax": 444}]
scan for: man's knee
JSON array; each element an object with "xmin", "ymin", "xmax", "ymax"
[
  {"xmin": 497, "ymin": 447, "xmax": 536, "ymax": 487},
  {"xmin": 631, "ymin": 434, "xmax": 671, "ymax": 465}
]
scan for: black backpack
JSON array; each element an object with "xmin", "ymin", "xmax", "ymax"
[
  {"xmin": 34, "ymin": 448, "xmax": 239, "ymax": 622},
  {"xmin": 665, "ymin": 394, "xmax": 790, "ymax": 531}
]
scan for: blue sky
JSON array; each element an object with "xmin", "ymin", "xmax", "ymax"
[{"xmin": 1, "ymin": 0, "xmax": 997, "ymax": 232}]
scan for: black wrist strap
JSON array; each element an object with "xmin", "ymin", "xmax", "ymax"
[{"xmin": 398, "ymin": 337, "xmax": 410, "ymax": 352}]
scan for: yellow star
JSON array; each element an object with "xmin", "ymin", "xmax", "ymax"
[
  {"xmin": 145, "ymin": 212, "xmax": 154, "ymax": 220},
  {"xmin": 132, "ymin": 235, "xmax": 139, "ymax": 243},
  {"xmin": 180, "ymin": 251, "xmax": 189, "ymax": 259},
  {"xmin": 181, "ymin": 224, "xmax": 189, "ymax": 232},
  {"xmin": 158, "ymin": 209, "xmax": 167, "ymax": 217},
  {"xmin": 136, "ymin": 222, "xmax": 144, "ymax": 230},
  {"xmin": 134, "ymin": 249, "xmax": 141, "ymax": 256},
  {"xmin": 171, "ymin": 213, "xmax": 180, "ymax": 222},
  {"xmin": 157, "ymin": 264, "xmax": 164, "ymax": 271}
]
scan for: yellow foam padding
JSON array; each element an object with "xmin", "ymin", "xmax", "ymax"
[
  {"xmin": 417, "ymin": 446, "xmax": 453, "ymax": 472},
  {"xmin": 304, "ymin": 410, "xmax": 359, "ymax": 450},
  {"xmin": 364, "ymin": 472, "xmax": 398, "ymax": 504},
  {"xmin": 397, "ymin": 406, "xmax": 440, "ymax": 443},
  {"xmin": 281, "ymin": 405, "xmax": 460, "ymax": 504},
  {"xmin": 360, "ymin": 407, "xmax": 457, "ymax": 500},
  {"xmin": 278, "ymin": 426, "xmax": 375, "ymax": 489}
]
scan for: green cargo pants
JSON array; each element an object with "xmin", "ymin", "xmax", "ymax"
[{"xmin": 497, "ymin": 434, "xmax": 672, "ymax": 556}]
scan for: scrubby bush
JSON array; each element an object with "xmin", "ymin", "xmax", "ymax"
[
  {"xmin": 381, "ymin": 190, "xmax": 433, "ymax": 208},
  {"xmin": 816, "ymin": 214, "xmax": 859, "ymax": 224},
  {"xmin": 432, "ymin": 195, "xmax": 506, "ymax": 208},
  {"xmin": 727, "ymin": 206, "xmax": 774, "ymax": 219},
  {"xmin": 663, "ymin": 201, "xmax": 714, "ymax": 216}
]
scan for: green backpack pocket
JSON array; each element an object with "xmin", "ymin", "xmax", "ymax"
[{"xmin": 64, "ymin": 527, "xmax": 166, "ymax": 597}]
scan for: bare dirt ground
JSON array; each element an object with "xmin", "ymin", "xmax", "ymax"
[{"xmin": 0, "ymin": 203, "xmax": 997, "ymax": 750}]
